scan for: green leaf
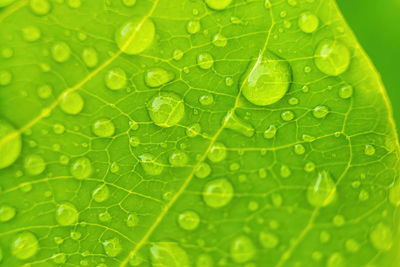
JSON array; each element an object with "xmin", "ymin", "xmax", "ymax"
[{"xmin": 0, "ymin": 0, "xmax": 399, "ymax": 266}]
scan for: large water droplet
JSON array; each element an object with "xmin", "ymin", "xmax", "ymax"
[
  {"xmin": 307, "ymin": 171, "xmax": 336, "ymax": 207},
  {"xmin": 314, "ymin": 39, "xmax": 351, "ymax": 76},
  {"xmin": 298, "ymin": 12, "xmax": 319, "ymax": 33},
  {"xmin": 203, "ymin": 178, "xmax": 234, "ymax": 208},
  {"xmin": 150, "ymin": 242, "xmax": 189, "ymax": 266},
  {"xmin": 30, "ymin": 0, "xmax": 51, "ymax": 15},
  {"xmin": 230, "ymin": 235, "xmax": 255, "ymax": 263},
  {"xmin": 105, "ymin": 68, "xmax": 127, "ymax": 90},
  {"xmin": 242, "ymin": 51, "xmax": 291, "ymax": 106},
  {"xmin": 147, "ymin": 92, "xmax": 185, "ymax": 127},
  {"xmin": 11, "ymin": 231, "xmax": 39, "ymax": 260},
  {"xmin": 177, "ymin": 210, "xmax": 200, "ymax": 231},
  {"xmin": 56, "ymin": 202, "xmax": 78, "ymax": 226},
  {"xmin": 145, "ymin": 67, "xmax": 175, "ymax": 88},
  {"xmin": 115, "ymin": 18, "xmax": 155, "ymax": 55},
  {"xmin": 102, "ymin": 238, "xmax": 122, "ymax": 257},
  {"xmin": 51, "ymin": 42, "xmax": 71, "ymax": 63},
  {"xmin": 205, "ymin": 0, "xmax": 232, "ymax": 10},
  {"xmin": 0, "ymin": 119, "xmax": 22, "ymax": 169},
  {"xmin": 60, "ymin": 91, "xmax": 84, "ymax": 115},
  {"xmin": 0, "ymin": 204, "xmax": 16, "ymax": 222},
  {"xmin": 92, "ymin": 118, "xmax": 115, "ymax": 137},
  {"xmin": 223, "ymin": 110, "xmax": 255, "ymax": 137},
  {"xmin": 24, "ymin": 154, "xmax": 46, "ymax": 175},
  {"xmin": 92, "ymin": 184, "xmax": 110, "ymax": 203},
  {"xmin": 139, "ymin": 153, "xmax": 164, "ymax": 175},
  {"xmin": 370, "ymin": 223, "xmax": 393, "ymax": 251},
  {"xmin": 70, "ymin": 157, "xmax": 92, "ymax": 179}
]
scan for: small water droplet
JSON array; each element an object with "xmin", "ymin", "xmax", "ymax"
[
  {"xmin": 207, "ymin": 142, "xmax": 227, "ymax": 163},
  {"xmin": 147, "ymin": 92, "xmax": 185, "ymax": 127},
  {"xmin": 203, "ymin": 178, "xmax": 234, "ymax": 208},
  {"xmin": 294, "ymin": 144, "xmax": 305, "ymax": 155},
  {"xmin": 0, "ymin": 119, "xmax": 22, "ymax": 169},
  {"xmin": 196, "ymin": 254, "xmax": 213, "ymax": 267},
  {"xmin": 223, "ymin": 110, "xmax": 255, "ymax": 137},
  {"xmin": 126, "ymin": 213, "xmax": 139, "ymax": 227},
  {"xmin": 312, "ymin": 105, "xmax": 329, "ymax": 119},
  {"xmin": 333, "ymin": 214, "xmax": 345, "ymax": 226},
  {"xmin": 338, "ymin": 84, "xmax": 353, "ymax": 99},
  {"xmin": 53, "ymin": 123, "xmax": 65, "ymax": 134},
  {"xmin": 51, "ymin": 42, "xmax": 71, "ymax": 63},
  {"xmin": 370, "ymin": 223, "xmax": 392, "ymax": 251},
  {"xmin": 0, "ymin": 204, "xmax": 16, "ymax": 222},
  {"xmin": 345, "ymin": 239, "xmax": 360, "ymax": 253},
  {"xmin": 129, "ymin": 136, "xmax": 140, "ymax": 147},
  {"xmin": 145, "ymin": 67, "xmax": 175, "ymax": 88},
  {"xmin": 30, "ymin": 0, "xmax": 51, "ymax": 15},
  {"xmin": 52, "ymin": 253, "xmax": 67, "ymax": 264},
  {"xmin": 177, "ymin": 210, "xmax": 200, "ymax": 231},
  {"xmin": 230, "ymin": 235, "xmax": 255, "ymax": 263},
  {"xmin": 56, "ymin": 202, "xmax": 78, "ymax": 226},
  {"xmin": 92, "ymin": 118, "xmax": 115, "ymax": 137},
  {"xmin": 139, "ymin": 153, "xmax": 164, "ymax": 175},
  {"xmin": 264, "ymin": 124, "xmax": 277, "ymax": 139},
  {"xmin": 105, "ymin": 68, "xmax": 127, "ymax": 90},
  {"xmin": 389, "ymin": 183, "xmax": 400, "ymax": 206},
  {"xmin": 205, "ymin": 0, "xmax": 232, "ymax": 10},
  {"xmin": 70, "ymin": 231, "xmax": 81, "ymax": 240},
  {"xmin": 129, "ymin": 253, "xmax": 144, "ymax": 266},
  {"xmin": 60, "ymin": 91, "xmax": 84, "ymax": 115},
  {"xmin": 122, "ymin": 0, "xmax": 136, "ymax": 7},
  {"xmin": 110, "ymin": 162, "xmax": 119, "ymax": 173},
  {"xmin": 199, "ymin": 94, "xmax": 214, "ymax": 106},
  {"xmin": 67, "ymin": 0, "xmax": 81, "ymax": 8},
  {"xmin": 70, "ymin": 157, "xmax": 92, "ymax": 179},
  {"xmin": 186, "ymin": 123, "xmax": 201, "ymax": 137},
  {"xmin": 99, "ymin": 211, "xmax": 112, "ymax": 222},
  {"xmin": 24, "ymin": 154, "xmax": 46, "ymax": 175},
  {"xmin": 22, "ymin": 26, "xmax": 41, "ymax": 42},
  {"xmin": 314, "ymin": 39, "xmax": 351, "ymax": 76},
  {"xmin": 11, "ymin": 231, "xmax": 39, "ymax": 260},
  {"xmin": 259, "ymin": 231, "xmax": 279, "ymax": 248},
  {"xmin": 169, "ymin": 150, "xmax": 188, "ymax": 167},
  {"xmin": 364, "ymin": 144, "xmax": 375, "ymax": 156},
  {"xmin": 82, "ymin": 47, "xmax": 98, "ymax": 68},
  {"xmin": 0, "ymin": 70, "xmax": 12, "ymax": 86},
  {"xmin": 187, "ymin": 20, "xmax": 201, "ymax": 34},
  {"xmin": 298, "ymin": 12, "xmax": 319, "ymax": 33},
  {"xmin": 327, "ymin": 253, "xmax": 345, "ymax": 267},
  {"xmin": 280, "ymin": 165, "xmax": 291, "ymax": 178},
  {"xmin": 212, "ymin": 33, "xmax": 227, "ymax": 47},
  {"xmin": 197, "ymin": 53, "xmax": 214, "ymax": 70},
  {"xmin": 37, "ymin": 84, "xmax": 52, "ymax": 99},
  {"xmin": 172, "ymin": 49, "xmax": 184, "ymax": 61},
  {"xmin": 150, "ymin": 242, "xmax": 189, "ymax": 266},
  {"xmin": 92, "ymin": 184, "xmax": 110, "ymax": 203},
  {"xmin": 102, "ymin": 238, "xmax": 122, "ymax": 257},
  {"xmin": 307, "ymin": 171, "xmax": 336, "ymax": 207},
  {"xmin": 195, "ymin": 162, "xmax": 211, "ymax": 178}
]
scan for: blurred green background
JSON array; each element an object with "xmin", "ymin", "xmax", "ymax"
[{"xmin": 337, "ymin": 0, "xmax": 400, "ymax": 131}]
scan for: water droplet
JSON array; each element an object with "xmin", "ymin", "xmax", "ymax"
[
  {"xmin": 370, "ymin": 223, "xmax": 392, "ymax": 251},
  {"xmin": 327, "ymin": 253, "xmax": 345, "ymax": 267},
  {"xmin": 82, "ymin": 47, "xmax": 98, "ymax": 68},
  {"xmin": 11, "ymin": 231, "xmax": 39, "ymax": 260},
  {"xmin": 99, "ymin": 211, "xmax": 112, "ymax": 222},
  {"xmin": 186, "ymin": 123, "xmax": 201, "ymax": 137},
  {"xmin": 173, "ymin": 49, "xmax": 184, "ymax": 61},
  {"xmin": 56, "ymin": 202, "xmax": 78, "ymax": 226},
  {"xmin": 92, "ymin": 184, "xmax": 110, "ymax": 203},
  {"xmin": 230, "ymin": 235, "xmax": 255, "ymax": 263},
  {"xmin": 115, "ymin": 18, "xmax": 155, "ymax": 55},
  {"xmin": 177, "ymin": 210, "xmax": 200, "ymax": 231},
  {"xmin": 197, "ymin": 53, "xmax": 214, "ymax": 70},
  {"xmin": 105, "ymin": 68, "xmax": 127, "ymax": 90},
  {"xmin": 147, "ymin": 92, "xmax": 185, "ymax": 128},
  {"xmin": 122, "ymin": 0, "xmax": 136, "ymax": 7},
  {"xmin": 320, "ymin": 231, "xmax": 330, "ymax": 243},
  {"xmin": 359, "ymin": 189, "xmax": 369, "ymax": 201},
  {"xmin": 298, "ymin": 12, "xmax": 319, "ymax": 33},
  {"xmin": 52, "ymin": 123, "xmax": 65, "ymax": 135},
  {"xmin": 225, "ymin": 76, "xmax": 233, "ymax": 86},
  {"xmin": 280, "ymin": 165, "xmax": 291, "ymax": 178},
  {"xmin": 196, "ymin": 254, "xmax": 213, "ymax": 267},
  {"xmin": 199, "ymin": 94, "xmax": 214, "ymax": 106},
  {"xmin": 60, "ymin": 91, "xmax": 84, "ymax": 115},
  {"xmin": 288, "ymin": 0, "xmax": 297, "ymax": 6},
  {"xmin": 24, "ymin": 154, "xmax": 45, "ymax": 175},
  {"xmin": 169, "ymin": 150, "xmax": 188, "ymax": 167},
  {"xmin": 312, "ymin": 105, "xmax": 329, "ymax": 119},
  {"xmin": 307, "ymin": 171, "xmax": 336, "ymax": 207},
  {"xmin": 110, "ymin": 162, "xmax": 119, "ymax": 173},
  {"xmin": 51, "ymin": 253, "xmax": 67, "ymax": 264},
  {"xmin": 22, "ymin": 26, "xmax": 41, "ymax": 42},
  {"xmin": 126, "ymin": 213, "xmax": 139, "ymax": 227},
  {"xmin": 203, "ymin": 178, "xmax": 234, "ymax": 208},
  {"xmin": 294, "ymin": 144, "xmax": 305, "ymax": 155},
  {"xmin": 102, "ymin": 238, "xmax": 121, "ymax": 257},
  {"xmin": 259, "ymin": 231, "xmax": 279, "ymax": 248},
  {"xmin": 150, "ymin": 242, "xmax": 189, "ymax": 266},
  {"xmin": 345, "ymin": 239, "xmax": 360, "ymax": 253},
  {"xmin": 264, "ymin": 124, "xmax": 277, "ymax": 139},
  {"xmin": 67, "ymin": 0, "xmax": 81, "ymax": 8},
  {"xmin": 187, "ymin": 20, "xmax": 201, "ymax": 34},
  {"xmin": 0, "ymin": 70, "xmax": 12, "ymax": 86},
  {"xmin": 70, "ymin": 231, "xmax": 81, "ymax": 240},
  {"xmin": 30, "ymin": 0, "xmax": 51, "ymax": 15},
  {"xmin": 212, "ymin": 33, "xmax": 227, "ymax": 47},
  {"xmin": 333, "ymin": 214, "xmax": 345, "ymax": 226},
  {"xmin": 364, "ymin": 144, "xmax": 375, "ymax": 156},
  {"xmin": 51, "ymin": 42, "xmax": 71, "ymax": 63},
  {"xmin": 281, "ymin": 110, "xmax": 295, "ymax": 121},
  {"xmin": 129, "ymin": 136, "xmax": 140, "ymax": 147},
  {"xmin": 338, "ymin": 84, "xmax": 353, "ymax": 99},
  {"xmin": 242, "ymin": 51, "xmax": 291, "ymax": 106},
  {"xmin": 389, "ymin": 183, "xmax": 400, "ymax": 206},
  {"xmin": 92, "ymin": 118, "xmax": 115, "ymax": 137},
  {"xmin": 207, "ymin": 142, "xmax": 227, "ymax": 163},
  {"xmin": 145, "ymin": 67, "xmax": 175, "ymax": 88},
  {"xmin": 129, "ymin": 253, "xmax": 144, "ymax": 266},
  {"xmin": 195, "ymin": 162, "xmax": 211, "ymax": 179},
  {"xmin": 223, "ymin": 110, "xmax": 255, "ymax": 137},
  {"xmin": 1, "ymin": 47, "xmax": 14, "ymax": 58},
  {"xmin": 70, "ymin": 157, "xmax": 92, "ymax": 179},
  {"xmin": 205, "ymin": 0, "xmax": 232, "ymax": 10},
  {"xmin": 0, "ymin": 119, "xmax": 22, "ymax": 169},
  {"xmin": 0, "ymin": 204, "xmax": 16, "ymax": 222},
  {"xmin": 314, "ymin": 39, "xmax": 351, "ymax": 76},
  {"xmin": 37, "ymin": 84, "xmax": 52, "ymax": 99},
  {"xmin": 139, "ymin": 153, "xmax": 164, "ymax": 175}
]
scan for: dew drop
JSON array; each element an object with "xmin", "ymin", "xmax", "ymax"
[
  {"xmin": 102, "ymin": 238, "xmax": 121, "ymax": 257},
  {"xmin": 0, "ymin": 204, "xmax": 16, "ymax": 222},
  {"xmin": 51, "ymin": 42, "xmax": 71, "ymax": 63},
  {"xmin": 225, "ymin": 76, "xmax": 233, "ymax": 86},
  {"xmin": 205, "ymin": 0, "xmax": 232, "ymax": 10},
  {"xmin": 52, "ymin": 253, "xmax": 67, "ymax": 264},
  {"xmin": 212, "ymin": 33, "xmax": 227, "ymax": 47},
  {"xmin": 22, "ymin": 26, "xmax": 41, "ymax": 42},
  {"xmin": 345, "ymin": 239, "xmax": 360, "ymax": 253},
  {"xmin": 129, "ymin": 136, "xmax": 140, "ymax": 147},
  {"xmin": 129, "ymin": 253, "xmax": 144, "ymax": 266},
  {"xmin": 122, "ymin": 0, "xmax": 136, "ymax": 7},
  {"xmin": 230, "ymin": 235, "xmax": 255, "ymax": 263},
  {"xmin": 207, "ymin": 142, "xmax": 227, "ymax": 163},
  {"xmin": 0, "ymin": 119, "xmax": 22, "ymax": 169},
  {"xmin": 281, "ymin": 110, "xmax": 294, "ymax": 121},
  {"xmin": 37, "ymin": 84, "xmax": 52, "ymax": 99},
  {"xmin": 145, "ymin": 67, "xmax": 175, "ymax": 88},
  {"xmin": 370, "ymin": 223, "xmax": 392, "ymax": 251},
  {"xmin": 173, "ymin": 49, "xmax": 184, "ymax": 61},
  {"xmin": 294, "ymin": 144, "xmax": 305, "ymax": 155},
  {"xmin": 53, "ymin": 123, "xmax": 65, "ymax": 135},
  {"xmin": 60, "ymin": 91, "xmax": 84, "ymax": 115},
  {"xmin": 177, "ymin": 210, "xmax": 200, "ymax": 231},
  {"xmin": 259, "ymin": 231, "xmax": 279, "ymax": 248},
  {"xmin": 195, "ymin": 162, "xmax": 211, "ymax": 179},
  {"xmin": 223, "ymin": 110, "xmax": 255, "ymax": 137},
  {"xmin": 197, "ymin": 53, "xmax": 214, "ymax": 70},
  {"xmin": 1, "ymin": 47, "xmax": 13, "ymax": 58},
  {"xmin": 126, "ymin": 213, "xmax": 139, "ymax": 227},
  {"xmin": 333, "ymin": 214, "xmax": 345, "ymax": 227},
  {"xmin": 24, "ymin": 154, "xmax": 46, "ymax": 175},
  {"xmin": 70, "ymin": 157, "xmax": 92, "ymax": 179},
  {"xmin": 11, "ymin": 231, "xmax": 39, "ymax": 260},
  {"xmin": 67, "ymin": 0, "xmax": 81, "ymax": 8},
  {"xmin": 139, "ymin": 153, "xmax": 164, "ymax": 175},
  {"xmin": 105, "ymin": 68, "xmax": 127, "ymax": 90},
  {"xmin": 30, "ymin": 0, "xmax": 51, "ymax": 15},
  {"xmin": 307, "ymin": 171, "xmax": 336, "ymax": 207},
  {"xmin": 389, "ymin": 183, "xmax": 400, "ymax": 206},
  {"xmin": 364, "ymin": 144, "xmax": 375, "ymax": 156},
  {"xmin": 99, "ymin": 211, "xmax": 111, "ymax": 222},
  {"xmin": 0, "ymin": 70, "xmax": 12, "ymax": 86},
  {"xmin": 115, "ymin": 18, "xmax": 155, "ymax": 55},
  {"xmin": 203, "ymin": 178, "xmax": 234, "ymax": 208},
  {"xmin": 314, "ymin": 39, "xmax": 351, "ymax": 76},
  {"xmin": 82, "ymin": 47, "xmax": 98, "ymax": 68},
  {"xmin": 92, "ymin": 118, "xmax": 115, "ymax": 137},
  {"xmin": 264, "ymin": 124, "xmax": 277, "ymax": 139},
  {"xmin": 199, "ymin": 94, "xmax": 214, "ymax": 106},
  {"xmin": 56, "ymin": 202, "xmax": 79, "ymax": 226},
  {"xmin": 280, "ymin": 165, "xmax": 291, "ymax": 178},
  {"xmin": 338, "ymin": 84, "xmax": 353, "ymax": 99},
  {"xmin": 298, "ymin": 12, "xmax": 319, "ymax": 33},
  {"xmin": 150, "ymin": 242, "xmax": 189, "ymax": 266},
  {"xmin": 169, "ymin": 150, "xmax": 188, "ymax": 167},
  {"xmin": 70, "ymin": 231, "xmax": 81, "ymax": 240},
  {"xmin": 92, "ymin": 184, "xmax": 110, "ymax": 203},
  {"xmin": 147, "ymin": 92, "xmax": 185, "ymax": 128},
  {"xmin": 186, "ymin": 123, "xmax": 201, "ymax": 137},
  {"xmin": 187, "ymin": 20, "xmax": 201, "ymax": 34},
  {"xmin": 242, "ymin": 51, "xmax": 291, "ymax": 106},
  {"xmin": 327, "ymin": 253, "xmax": 345, "ymax": 267},
  {"xmin": 312, "ymin": 105, "xmax": 329, "ymax": 119}
]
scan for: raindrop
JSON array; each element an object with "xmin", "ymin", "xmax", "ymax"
[
  {"xmin": 314, "ymin": 39, "xmax": 351, "ymax": 76},
  {"xmin": 150, "ymin": 242, "xmax": 189, "ymax": 266},
  {"xmin": 56, "ymin": 202, "xmax": 79, "ymax": 226},
  {"xmin": 82, "ymin": 47, "xmax": 99, "ymax": 68},
  {"xmin": 203, "ymin": 178, "xmax": 234, "ymax": 208},
  {"xmin": 307, "ymin": 171, "xmax": 336, "ymax": 207},
  {"xmin": 139, "ymin": 153, "xmax": 164, "ymax": 175},
  {"xmin": 281, "ymin": 110, "xmax": 294, "ymax": 121},
  {"xmin": 102, "ymin": 238, "xmax": 122, "ymax": 257},
  {"xmin": 199, "ymin": 94, "xmax": 214, "ymax": 106},
  {"xmin": 92, "ymin": 118, "xmax": 115, "ymax": 137},
  {"xmin": 312, "ymin": 105, "xmax": 329, "ymax": 119},
  {"xmin": 187, "ymin": 20, "xmax": 201, "ymax": 34},
  {"xmin": 0, "ymin": 119, "xmax": 22, "ymax": 169},
  {"xmin": 212, "ymin": 33, "xmax": 227, "ymax": 47},
  {"xmin": 22, "ymin": 26, "xmax": 41, "ymax": 42},
  {"xmin": 230, "ymin": 235, "xmax": 255, "ymax": 263},
  {"xmin": 197, "ymin": 53, "xmax": 214, "ymax": 70},
  {"xmin": 338, "ymin": 84, "xmax": 353, "ymax": 99},
  {"xmin": 205, "ymin": 0, "xmax": 232, "ymax": 10},
  {"xmin": 105, "ymin": 68, "xmax": 127, "ymax": 90},
  {"xmin": 92, "ymin": 184, "xmax": 110, "ymax": 203},
  {"xmin": 60, "ymin": 91, "xmax": 84, "ymax": 115},
  {"xmin": 177, "ymin": 210, "xmax": 200, "ymax": 231},
  {"xmin": 70, "ymin": 157, "xmax": 92, "ymax": 179},
  {"xmin": 30, "ymin": 0, "xmax": 51, "ymax": 15},
  {"xmin": 51, "ymin": 42, "xmax": 71, "ymax": 63},
  {"xmin": 0, "ymin": 204, "xmax": 16, "ymax": 222},
  {"xmin": 147, "ymin": 92, "xmax": 185, "ymax": 128},
  {"xmin": 24, "ymin": 154, "xmax": 46, "ymax": 175},
  {"xmin": 223, "ymin": 110, "xmax": 255, "ymax": 137},
  {"xmin": 370, "ymin": 223, "xmax": 393, "ymax": 251},
  {"xmin": 11, "ymin": 231, "xmax": 39, "ymax": 260},
  {"xmin": 259, "ymin": 231, "xmax": 279, "ymax": 248},
  {"xmin": 207, "ymin": 142, "xmax": 227, "ymax": 163},
  {"xmin": 264, "ymin": 124, "xmax": 277, "ymax": 139},
  {"xmin": 195, "ymin": 162, "xmax": 211, "ymax": 178},
  {"xmin": 169, "ymin": 150, "xmax": 188, "ymax": 167},
  {"xmin": 298, "ymin": 12, "xmax": 319, "ymax": 33},
  {"xmin": 145, "ymin": 67, "xmax": 175, "ymax": 88}
]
